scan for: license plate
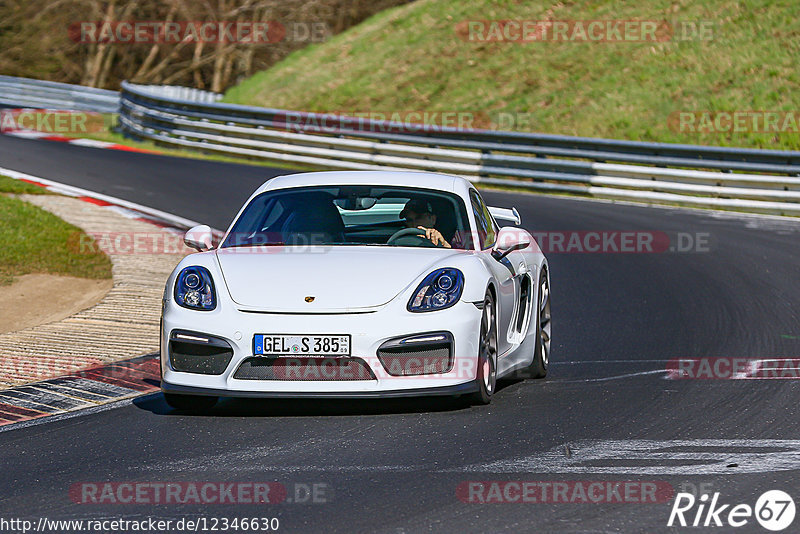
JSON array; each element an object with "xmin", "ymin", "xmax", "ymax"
[{"xmin": 253, "ymin": 334, "xmax": 351, "ymax": 357}]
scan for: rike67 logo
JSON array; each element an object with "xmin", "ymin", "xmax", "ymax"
[{"xmin": 668, "ymin": 490, "xmax": 795, "ymax": 531}]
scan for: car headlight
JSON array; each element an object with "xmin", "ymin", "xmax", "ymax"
[
  {"xmin": 407, "ymin": 268, "xmax": 464, "ymax": 312},
  {"xmin": 174, "ymin": 266, "xmax": 216, "ymax": 311}
]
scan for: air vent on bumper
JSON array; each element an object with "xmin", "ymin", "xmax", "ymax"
[
  {"xmin": 377, "ymin": 332, "xmax": 454, "ymax": 376},
  {"xmin": 169, "ymin": 330, "xmax": 234, "ymax": 375}
]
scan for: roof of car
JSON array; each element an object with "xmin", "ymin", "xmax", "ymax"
[{"xmin": 256, "ymin": 171, "xmax": 469, "ymax": 195}]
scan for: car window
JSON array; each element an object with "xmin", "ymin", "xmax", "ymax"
[
  {"xmin": 221, "ymin": 185, "xmax": 472, "ymax": 249},
  {"xmin": 469, "ymin": 189, "xmax": 497, "ymax": 249}
]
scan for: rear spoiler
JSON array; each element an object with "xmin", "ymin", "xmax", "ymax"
[{"xmin": 488, "ymin": 206, "xmax": 521, "ymax": 226}]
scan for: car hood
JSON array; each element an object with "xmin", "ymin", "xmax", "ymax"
[{"xmin": 215, "ymin": 246, "xmax": 461, "ymax": 313}]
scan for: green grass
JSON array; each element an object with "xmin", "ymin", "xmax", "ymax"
[
  {"xmin": 223, "ymin": 0, "xmax": 800, "ymax": 151},
  {"xmin": 0, "ymin": 175, "xmax": 50, "ymax": 195},
  {"xmin": 0, "ymin": 176, "xmax": 112, "ymax": 285}
]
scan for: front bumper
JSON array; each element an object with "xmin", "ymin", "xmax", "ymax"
[
  {"xmin": 160, "ymin": 299, "xmax": 482, "ymax": 397},
  {"xmin": 161, "ymin": 381, "xmax": 478, "ymax": 398}
]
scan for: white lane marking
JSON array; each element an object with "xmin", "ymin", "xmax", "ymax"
[
  {"xmin": 105, "ymin": 204, "xmax": 155, "ymax": 220},
  {"xmin": 4, "ymin": 131, "xmax": 51, "ymax": 139},
  {"xmin": 555, "ymin": 370, "xmax": 669, "ymax": 383},
  {"xmin": 455, "ymin": 439, "xmax": 800, "ymax": 475},
  {"xmin": 68, "ymin": 138, "xmax": 115, "ymax": 148},
  {"xmin": 225, "ymin": 465, "xmax": 421, "ymax": 473},
  {"xmin": 138, "ymin": 463, "xmax": 426, "ymax": 474}
]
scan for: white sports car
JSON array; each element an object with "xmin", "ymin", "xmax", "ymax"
[{"xmin": 160, "ymin": 171, "xmax": 550, "ymax": 409}]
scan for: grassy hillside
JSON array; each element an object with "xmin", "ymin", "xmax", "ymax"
[{"xmin": 224, "ymin": 0, "xmax": 800, "ymax": 150}]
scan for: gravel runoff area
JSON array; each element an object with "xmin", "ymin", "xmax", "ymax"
[{"xmin": 0, "ymin": 194, "xmax": 191, "ymax": 389}]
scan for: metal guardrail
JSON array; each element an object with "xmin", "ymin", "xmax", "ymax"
[
  {"xmin": 2, "ymin": 76, "xmax": 799, "ymax": 215},
  {"xmin": 0, "ymin": 76, "xmax": 221, "ymax": 113},
  {"xmin": 118, "ymin": 81, "xmax": 800, "ymax": 216},
  {"xmin": 123, "ymin": 84, "xmax": 222, "ymax": 104},
  {"xmin": 0, "ymin": 75, "xmax": 119, "ymax": 113}
]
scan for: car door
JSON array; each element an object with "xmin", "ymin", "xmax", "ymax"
[{"xmin": 469, "ymin": 190, "xmax": 521, "ymax": 357}]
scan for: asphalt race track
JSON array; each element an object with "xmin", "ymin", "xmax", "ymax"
[{"xmin": 1, "ymin": 133, "xmax": 800, "ymax": 532}]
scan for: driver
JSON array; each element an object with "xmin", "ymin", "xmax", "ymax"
[{"xmin": 400, "ymin": 198, "xmax": 451, "ymax": 248}]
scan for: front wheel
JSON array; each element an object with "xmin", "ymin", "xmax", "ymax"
[
  {"xmin": 468, "ymin": 292, "xmax": 498, "ymax": 405},
  {"xmin": 164, "ymin": 392, "xmax": 218, "ymax": 412}
]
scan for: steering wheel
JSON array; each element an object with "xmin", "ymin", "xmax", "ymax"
[{"xmin": 387, "ymin": 227, "xmax": 440, "ymax": 248}]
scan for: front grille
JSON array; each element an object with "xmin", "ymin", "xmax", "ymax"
[
  {"xmin": 233, "ymin": 357, "xmax": 376, "ymax": 381},
  {"xmin": 377, "ymin": 333, "xmax": 454, "ymax": 376},
  {"xmin": 169, "ymin": 331, "xmax": 233, "ymax": 375}
]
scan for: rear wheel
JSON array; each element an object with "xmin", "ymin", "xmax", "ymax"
[
  {"xmin": 527, "ymin": 269, "xmax": 550, "ymax": 378},
  {"xmin": 468, "ymin": 292, "xmax": 498, "ymax": 405},
  {"xmin": 164, "ymin": 393, "xmax": 218, "ymax": 412}
]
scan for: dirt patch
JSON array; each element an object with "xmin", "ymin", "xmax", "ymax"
[{"xmin": 0, "ymin": 274, "xmax": 112, "ymax": 334}]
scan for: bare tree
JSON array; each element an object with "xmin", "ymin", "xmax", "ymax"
[{"xmin": 0, "ymin": 0, "xmax": 414, "ymax": 91}]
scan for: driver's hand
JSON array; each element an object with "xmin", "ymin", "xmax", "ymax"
[{"xmin": 418, "ymin": 226, "xmax": 451, "ymax": 248}]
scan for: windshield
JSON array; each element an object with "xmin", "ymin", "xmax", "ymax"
[{"xmin": 221, "ymin": 185, "xmax": 473, "ymax": 249}]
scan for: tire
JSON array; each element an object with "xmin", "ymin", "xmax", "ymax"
[
  {"xmin": 164, "ymin": 392, "xmax": 218, "ymax": 412},
  {"xmin": 468, "ymin": 292, "xmax": 498, "ymax": 405},
  {"xmin": 527, "ymin": 268, "xmax": 550, "ymax": 378}
]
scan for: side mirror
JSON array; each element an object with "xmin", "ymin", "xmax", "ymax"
[
  {"xmin": 488, "ymin": 206, "xmax": 521, "ymax": 225},
  {"xmin": 184, "ymin": 224, "xmax": 213, "ymax": 252},
  {"xmin": 491, "ymin": 227, "xmax": 531, "ymax": 261}
]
